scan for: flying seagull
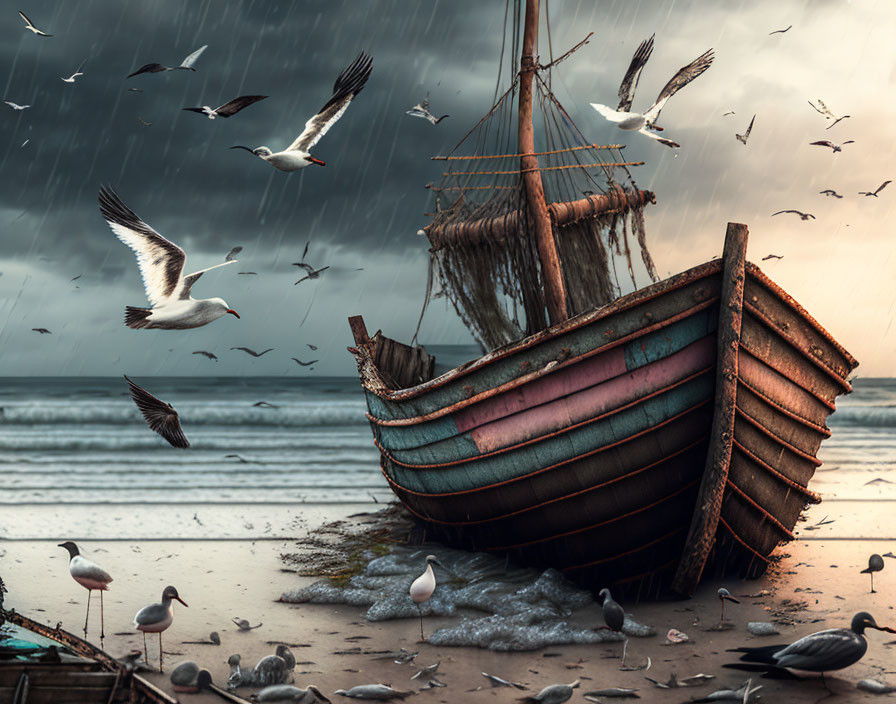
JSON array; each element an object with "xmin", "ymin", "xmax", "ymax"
[
  {"xmin": 769, "ymin": 25, "xmax": 792, "ymax": 35},
  {"xmin": 810, "ymin": 139, "xmax": 854, "ymax": 153},
  {"xmin": 590, "ymin": 34, "xmax": 714, "ymax": 149},
  {"xmin": 238, "ymin": 271, "xmax": 257, "ymax": 275},
  {"xmin": 127, "ymin": 44, "xmax": 208, "ymax": 78},
  {"xmin": 137, "ymin": 116, "xmax": 152, "ymax": 127},
  {"xmin": 735, "ymin": 114, "xmax": 755, "ymax": 145},
  {"xmin": 61, "ymin": 59, "xmax": 87, "ymax": 83},
  {"xmin": 31, "ymin": 328, "xmax": 51, "ymax": 334},
  {"xmin": 307, "ymin": 343, "xmax": 318, "ymax": 350},
  {"xmin": 98, "ymin": 186, "xmax": 239, "ymax": 330},
  {"xmin": 291, "ymin": 358, "xmax": 318, "ymax": 366},
  {"xmin": 225, "ymin": 246, "xmax": 242, "ymax": 261},
  {"xmin": 819, "ymin": 189, "xmax": 843, "ymax": 198},
  {"xmin": 230, "ymin": 347, "xmax": 273, "ymax": 357},
  {"xmin": 762, "ymin": 254, "xmax": 784, "ymax": 261},
  {"xmin": 192, "ymin": 350, "xmax": 218, "ymax": 361},
  {"xmin": 772, "ymin": 210, "xmax": 815, "ymax": 220},
  {"xmin": 125, "ymin": 375, "xmax": 190, "ymax": 449},
  {"xmin": 18, "ymin": 10, "xmax": 52, "ymax": 36},
  {"xmin": 230, "ymin": 52, "xmax": 373, "ymax": 171},
  {"xmin": 858, "ymin": 180, "xmax": 891, "ymax": 197},
  {"xmin": 183, "ymin": 95, "xmax": 267, "ymax": 120},
  {"xmin": 3, "ymin": 101, "xmax": 30, "ymax": 111},
  {"xmin": 808, "ymin": 99, "xmax": 850, "ymax": 129},
  {"xmin": 406, "ymin": 97, "xmax": 448, "ymax": 125},
  {"xmin": 722, "ymin": 110, "xmax": 736, "ymax": 116},
  {"xmin": 294, "ymin": 266, "xmax": 329, "ymax": 284}
]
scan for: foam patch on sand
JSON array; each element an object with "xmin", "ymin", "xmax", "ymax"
[{"xmin": 281, "ymin": 545, "xmax": 655, "ymax": 651}]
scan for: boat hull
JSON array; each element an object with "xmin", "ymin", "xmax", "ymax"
[{"xmin": 349, "ymin": 224, "xmax": 856, "ymax": 597}]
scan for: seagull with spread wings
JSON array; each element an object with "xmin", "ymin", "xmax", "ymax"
[
  {"xmin": 772, "ymin": 210, "xmax": 815, "ymax": 220},
  {"xmin": 291, "ymin": 358, "xmax": 318, "ymax": 366},
  {"xmin": 230, "ymin": 52, "xmax": 372, "ymax": 171},
  {"xmin": 736, "ymin": 115, "xmax": 755, "ymax": 145},
  {"xmin": 125, "ymin": 376, "xmax": 190, "ymax": 449},
  {"xmin": 808, "ymin": 99, "xmax": 850, "ymax": 129},
  {"xmin": 61, "ymin": 59, "xmax": 87, "ymax": 83},
  {"xmin": 98, "ymin": 186, "xmax": 239, "ymax": 330},
  {"xmin": 183, "ymin": 95, "xmax": 267, "ymax": 120},
  {"xmin": 230, "ymin": 347, "xmax": 273, "ymax": 357},
  {"xmin": 192, "ymin": 350, "xmax": 218, "ymax": 361},
  {"xmin": 819, "ymin": 189, "xmax": 843, "ymax": 198},
  {"xmin": 19, "ymin": 10, "xmax": 52, "ymax": 36},
  {"xmin": 406, "ymin": 97, "xmax": 448, "ymax": 125},
  {"xmin": 294, "ymin": 265, "xmax": 329, "ymax": 285},
  {"xmin": 590, "ymin": 35, "xmax": 714, "ymax": 149},
  {"xmin": 4, "ymin": 101, "xmax": 30, "ymax": 111},
  {"xmin": 859, "ymin": 180, "xmax": 891, "ymax": 197},
  {"xmin": 810, "ymin": 139, "xmax": 854, "ymax": 153},
  {"xmin": 127, "ymin": 45, "xmax": 207, "ymax": 78}
]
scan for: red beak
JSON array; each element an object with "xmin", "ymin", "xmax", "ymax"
[
  {"xmin": 307, "ymin": 156, "xmax": 326, "ymax": 167},
  {"xmin": 227, "ymin": 309, "xmax": 240, "ymax": 319},
  {"xmin": 175, "ymin": 596, "xmax": 189, "ymax": 607}
]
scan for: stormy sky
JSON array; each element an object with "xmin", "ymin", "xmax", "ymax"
[{"xmin": 1, "ymin": 0, "xmax": 893, "ymax": 377}]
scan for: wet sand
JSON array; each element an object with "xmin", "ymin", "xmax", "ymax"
[{"xmin": 2, "ymin": 501, "xmax": 894, "ymax": 703}]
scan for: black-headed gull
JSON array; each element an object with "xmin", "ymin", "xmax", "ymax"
[
  {"xmin": 19, "ymin": 10, "xmax": 52, "ymax": 36},
  {"xmin": 406, "ymin": 98, "xmax": 448, "ymax": 125},
  {"xmin": 135, "ymin": 585, "xmax": 188, "ymax": 672},
  {"xmin": 58, "ymin": 541, "xmax": 112, "ymax": 640},
  {"xmin": 125, "ymin": 376, "xmax": 190, "ymax": 449},
  {"xmin": 590, "ymin": 35, "xmax": 713, "ymax": 149},
  {"xmin": 183, "ymin": 95, "xmax": 268, "ymax": 120},
  {"xmin": 127, "ymin": 44, "xmax": 207, "ymax": 78},
  {"xmin": 98, "ymin": 186, "xmax": 239, "ymax": 330},
  {"xmin": 230, "ymin": 52, "xmax": 372, "ymax": 171},
  {"xmin": 61, "ymin": 59, "xmax": 86, "ymax": 83}
]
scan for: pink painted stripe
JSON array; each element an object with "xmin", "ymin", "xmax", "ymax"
[
  {"xmin": 469, "ymin": 336, "xmax": 715, "ymax": 453},
  {"xmin": 455, "ymin": 346, "xmax": 628, "ymax": 434}
]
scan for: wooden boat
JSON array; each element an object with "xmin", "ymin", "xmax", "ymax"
[{"xmin": 348, "ymin": 1, "xmax": 856, "ymax": 597}]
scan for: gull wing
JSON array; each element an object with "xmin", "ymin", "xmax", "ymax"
[
  {"xmin": 643, "ymin": 48, "xmax": 714, "ymax": 124},
  {"xmin": 125, "ymin": 376, "xmax": 190, "ymax": 449},
  {"xmin": 809, "ymin": 140, "xmax": 834, "ymax": 148},
  {"xmin": 288, "ymin": 52, "xmax": 373, "ymax": 153},
  {"xmin": 180, "ymin": 44, "xmax": 208, "ymax": 69},
  {"xmin": 214, "ymin": 95, "xmax": 268, "ymax": 117},
  {"xmin": 617, "ymin": 34, "xmax": 654, "ymax": 112},
  {"xmin": 590, "ymin": 103, "xmax": 630, "ymax": 124},
  {"xmin": 179, "ymin": 261, "xmax": 237, "ymax": 299},
  {"xmin": 774, "ymin": 629, "xmax": 859, "ymax": 671},
  {"xmin": 637, "ymin": 127, "xmax": 679, "ymax": 148},
  {"xmin": 815, "ymin": 99, "xmax": 836, "ymax": 119},
  {"xmin": 98, "ymin": 186, "xmax": 185, "ymax": 306},
  {"xmin": 875, "ymin": 180, "xmax": 892, "ymax": 195},
  {"xmin": 127, "ymin": 63, "xmax": 168, "ymax": 78}
]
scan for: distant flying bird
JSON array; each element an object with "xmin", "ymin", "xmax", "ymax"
[
  {"xmin": 61, "ymin": 59, "xmax": 86, "ymax": 83},
  {"xmin": 772, "ymin": 210, "xmax": 815, "ymax": 220},
  {"xmin": 735, "ymin": 114, "xmax": 755, "ymax": 145},
  {"xmin": 192, "ymin": 350, "xmax": 218, "ymax": 361},
  {"xmin": 722, "ymin": 110, "xmax": 736, "ymax": 116},
  {"xmin": 127, "ymin": 87, "xmax": 143, "ymax": 92},
  {"xmin": 127, "ymin": 45, "xmax": 208, "ymax": 78},
  {"xmin": 237, "ymin": 271, "xmax": 257, "ymax": 275},
  {"xmin": 294, "ymin": 266, "xmax": 329, "ymax": 284},
  {"xmin": 810, "ymin": 139, "xmax": 854, "ymax": 153},
  {"xmin": 183, "ymin": 95, "xmax": 267, "ymax": 120},
  {"xmin": 808, "ymin": 99, "xmax": 850, "ymax": 129},
  {"xmin": 252, "ymin": 401, "xmax": 278, "ymax": 408},
  {"xmin": 590, "ymin": 34, "xmax": 714, "ymax": 149},
  {"xmin": 71, "ymin": 274, "xmax": 82, "ymax": 281},
  {"xmin": 291, "ymin": 358, "xmax": 318, "ymax": 366},
  {"xmin": 307, "ymin": 343, "xmax": 318, "ymax": 350},
  {"xmin": 230, "ymin": 52, "xmax": 373, "ymax": 171},
  {"xmin": 137, "ymin": 116, "xmax": 152, "ymax": 127},
  {"xmin": 769, "ymin": 25, "xmax": 792, "ymax": 35},
  {"xmin": 3, "ymin": 101, "xmax": 30, "ymax": 111},
  {"xmin": 762, "ymin": 254, "xmax": 784, "ymax": 261},
  {"xmin": 98, "ymin": 186, "xmax": 239, "ymax": 330},
  {"xmin": 230, "ymin": 347, "xmax": 273, "ymax": 357},
  {"xmin": 225, "ymin": 246, "xmax": 242, "ymax": 261},
  {"xmin": 18, "ymin": 10, "xmax": 52, "ymax": 36},
  {"xmin": 125, "ymin": 375, "xmax": 190, "ymax": 449},
  {"xmin": 31, "ymin": 328, "xmax": 51, "ymax": 334},
  {"xmin": 858, "ymin": 180, "xmax": 891, "ymax": 197},
  {"xmin": 819, "ymin": 189, "xmax": 843, "ymax": 198},
  {"xmin": 406, "ymin": 97, "xmax": 448, "ymax": 125}
]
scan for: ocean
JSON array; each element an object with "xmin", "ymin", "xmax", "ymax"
[{"xmin": 0, "ymin": 376, "xmax": 892, "ymax": 540}]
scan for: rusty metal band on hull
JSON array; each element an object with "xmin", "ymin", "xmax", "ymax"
[
  {"xmin": 738, "ymin": 345, "xmax": 838, "ymax": 412},
  {"xmin": 718, "ymin": 515, "xmax": 771, "ymax": 563},
  {"xmin": 731, "ymin": 439, "xmax": 822, "ymax": 502},
  {"xmin": 563, "ymin": 528, "xmax": 688, "ymax": 572},
  {"xmin": 737, "ymin": 377, "xmax": 832, "ymax": 436},
  {"xmin": 373, "ymin": 366, "xmax": 714, "ymax": 468},
  {"xmin": 365, "ymin": 297, "xmax": 720, "ymax": 426},
  {"xmin": 355, "ymin": 260, "xmax": 725, "ymax": 401},
  {"xmin": 725, "ymin": 478, "xmax": 796, "ymax": 540},
  {"xmin": 385, "ymin": 435, "xmax": 708, "ymax": 525},
  {"xmin": 734, "ymin": 407, "xmax": 823, "ymax": 466}
]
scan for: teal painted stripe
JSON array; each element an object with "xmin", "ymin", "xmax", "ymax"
[
  {"xmin": 384, "ymin": 372, "xmax": 714, "ymax": 494},
  {"xmin": 373, "ymin": 311, "xmax": 717, "ymax": 453},
  {"xmin": 364, "ymin": 281, "xmax": 720, "ymax": 422}
]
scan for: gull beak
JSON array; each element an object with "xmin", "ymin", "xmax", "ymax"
[
  {"xmin": 227, "ymin": 309, "xmax": 240, "ymax": 319},
  {"xmin": 721, "ymin": 594, "xmax": 740, "ymax": 604},
  {"xmin": 876, "ymin": 624, "xmax": 896, "ymax": 633},
  {"xmin": 306, "ymin": 156, "xmax": 326, "ymax": 167},
  {"xmin": 175, "ymin": 596, "xmax": 189, "ymax": 607}
]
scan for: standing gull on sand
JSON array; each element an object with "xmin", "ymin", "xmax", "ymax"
[
  {"xmin": 718, "ymin": 587, "xmax": 739, "ymax": 621},
  {"xmin": 134, "ymin": 585, "xmax": 188, "ymax": 672},
  {"xmin": 127, "ymin": 45, "xmax": 207, "ymax": 78},
  {"xmin": 58, "ymin": 541, "xmax": 112, "ymax": 641},
  {"xmin": 409, "ymin": 554, "xmax": 444, "ymax": 641},
  {"xmin": 861, "ymin": 554, "xmax": 884, "ymax": 592},
  {"xmin": 98, "ymin": 186, "xmax": 239, "ymax": 330},
  {"xmin": 231, "ymin": 52, "xmax": 372, "ymax": 171},
  {"xmin": 598, "ymin": 588, "xmax": 627, "ymax": 665}
]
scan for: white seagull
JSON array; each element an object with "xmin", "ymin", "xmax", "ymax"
[
  {"xmin": 127, "ymin": 44, "xmax": 207, "ymax": 78},
  {"xmin": 98, "ymin": 186, "xmax": 239, "ymax": 330},
  {"xmin": 3, "ymin": 101, "xmax": 30, "ymax": 111},
  {"xmin": 19, "ymin": 10, "xmax": 52, "ymax": 36},
  {"xmin": 230, "ymin": 52, "xmax": 373, "ymax": 171},
  {"xmin": 406, "ymin": 97, "xmax": 448, "ymax": 125},
  {"xmin": 183, "ymin": 95, "xmax": 268, "ymax": 120},
  {"xmin": 58, "ymin": 541, "xmax": 112, "ymax": 641},
  {"xmin": 409, "ymin": 554, "xmax": 445, "ymax": 641},
  {"xmin": 590, "ymin": 34, "xmax": 714, "ymax": 149},
  {"xmin": 61, "ymin": 59, "xmax": 87, "ymax": 83},
  {"xmin": 135, "ymin": 585, "xmax": 188, "ymax": 673}
]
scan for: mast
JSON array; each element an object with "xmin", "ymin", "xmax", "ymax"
[{"xmin": 519, "ymin": 0, "xmax": 568, "ymax": 325}]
